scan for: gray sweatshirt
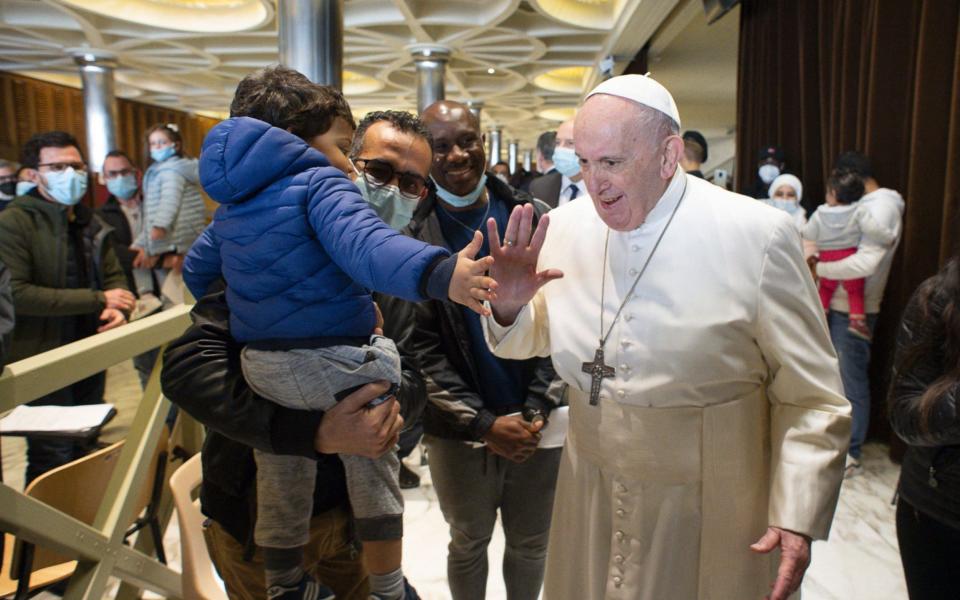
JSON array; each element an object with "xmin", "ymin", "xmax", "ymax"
[
  {"xmin": 803, "ymin": 201, "xmax": 896, "ymax": 250},
  {"xmin": 136, "ymin": 156, "xmax": 206, "ymax": 256}
]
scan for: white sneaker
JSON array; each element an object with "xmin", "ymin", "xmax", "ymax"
[{"xmin": 129, "ymin": 293, "xmax": 163, "ymax": 321}]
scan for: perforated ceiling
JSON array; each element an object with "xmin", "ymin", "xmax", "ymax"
[{"xmin": 0, "ymin": 0, "xmax": 713, "ymax": 149}]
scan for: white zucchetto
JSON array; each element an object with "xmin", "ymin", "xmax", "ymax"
[{"xmin": 586, "ymin": 74, "xmax": 681, "ymax": 128}]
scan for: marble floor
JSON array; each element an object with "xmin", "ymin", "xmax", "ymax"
[{"xmin": 4, "ymin": 361, "xmax": 909, "ymax": 599}]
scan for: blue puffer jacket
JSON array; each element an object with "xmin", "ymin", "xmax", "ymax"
[{"xmin": 184, "ymin": 117, "xmax": 452, "ymax": 342}]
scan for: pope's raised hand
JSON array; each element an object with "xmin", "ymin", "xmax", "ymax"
[
  {"xmin": 487, "ymin": 203, "xmax": 563, "ymax": 325},
  {"xmin": 448, "ymin": 230, "xmax": 498, "ymax": 317}
]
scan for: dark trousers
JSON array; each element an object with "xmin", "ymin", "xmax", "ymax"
[
  {"xmin": 25, "ymin": 371, "xmax": 105, "ymax": 484},
  {"xmin": 896, "ymin": 497, "xmax": 960, "ymax": 600},
  {"xmin": 425, "ymin": 435, "xmax": 561, "ymax": 600}
]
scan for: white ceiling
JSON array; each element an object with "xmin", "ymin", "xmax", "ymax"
[{"xmin": 0, "ymin": 0, "xmax": 739, "ymax": 152}]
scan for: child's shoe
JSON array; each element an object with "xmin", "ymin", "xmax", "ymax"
[
  {"xmin": 847, "ymin": 317, "xmax": 872, "ymax": 341},
  {"xmin": 267, "ymin": 574, "xmax": 336, "ymax": 600}
]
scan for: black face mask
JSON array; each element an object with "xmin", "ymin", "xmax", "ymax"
[{"xmin": 0, "ymin": 181, "xmax": 15, "ymax": 198}]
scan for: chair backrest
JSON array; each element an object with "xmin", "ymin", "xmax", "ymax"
[
  {"xmin": 169, "ymin": 453, "xmax": 227, "ymax": 600},
  {"xmin": 18, "ymin": 441, "xmax": 125, "ymax": 571}
]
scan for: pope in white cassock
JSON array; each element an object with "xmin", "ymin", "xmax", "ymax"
[{"xmin": 481, "ymin": 75, "xmax": 852, "ymax": 600}]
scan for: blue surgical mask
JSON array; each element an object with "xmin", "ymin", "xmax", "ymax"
[
  {"xmin": 433, "ymin": 173, "xmax": 488, "ymax": 208},
  {"xmin": 15, "ymin": 181, "xmax": 36, "ymax": 196},
  {"xmin": 43, "ymin": 168, "xmax": 88, "ymax": 206},
  {"xmin": 106, "ymin": 173, "xmax": 139, "ymax": 200},
  {"xmin": 356, "ymin": 176, "xmax": 418, "ymax": 230},
  {"xmin": 150, "ymin": 145, "xmax": 176, "ymax": 163},
  {"xmin": 766, "ymin": 198, "xmax": 800, "ymax": 215},
  {"xmin": 758, "ymin": 164, "xmax": 780, "ymax": 184},
  {"xmin": 552, "ymin": 147, "xmax": 581, "ymax": 178}
]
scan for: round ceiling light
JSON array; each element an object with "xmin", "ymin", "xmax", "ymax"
[
  {"xmin": 533, "ymin": 66, "xmax": 590, "ymax": 94},
  {"xmin": 538, "ymin": 107, "xmax": 577, "ymax": 122},
  {"xmin": 531, "ymin": 0, "xmax": 614, "ymax": 29},
  {"xmin": 61, "ymin": 0, "xmax": 272, "ymax": 33},
  {"xmin": 342, "ymin": 71, "xmax": 384, "ymax": 96}
]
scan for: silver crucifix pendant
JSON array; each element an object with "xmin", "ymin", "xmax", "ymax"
[{"xmin": 581, "ymin": 346, "xmax": 615, "ymax": 406}]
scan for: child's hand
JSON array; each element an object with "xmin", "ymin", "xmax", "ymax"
[{"xmin": 450, "ymin": 230, "xmax": 498, "ymax": 316}]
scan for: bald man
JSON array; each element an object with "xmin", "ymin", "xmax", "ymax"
[
  {"xmin": 529, "ymin": 118, "xmax": 586, "ymax": 208},
  {"xmin": 409, "ymin": 100, "xmax": 564, "ymax": 600}
]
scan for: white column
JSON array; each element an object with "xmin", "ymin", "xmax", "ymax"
[
  {"xmin": 410, "ymin": 45, "xmax": 451, "ymax": 114},
  {"xmin": 278, "ymin": 0, "xmax": 344, "ymax": 88},
  {"xmin": 70, "ymin": 49, "xmax": 118, "ymax": 175}
]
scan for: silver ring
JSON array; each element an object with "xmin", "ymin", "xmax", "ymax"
[{"xmin": 506, "ymin": 240, "xmax": 515, "ymax": 247}]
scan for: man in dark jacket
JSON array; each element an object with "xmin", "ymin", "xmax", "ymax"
[
  {"xmin": 415, "ymin": 100, "xmax": 564, "ymax": 600},
  {"xmin": 97, "ymin": 149, "xmax": 163, "ymax": 386},
  {"xmin": 0, "ymin": 131, "xmax": 134, "ymax": 482},
  {"xmin": 0, "ymin": 259, "xmax": 13, "ymax": 370},
  {"xmin": 161, "ymin": 67, "xmax": 433, "ymax": 600}
]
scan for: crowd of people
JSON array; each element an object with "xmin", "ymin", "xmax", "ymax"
[{"xmin": 0, "ymin": 64, "xmax": 955, "ymax": 600}]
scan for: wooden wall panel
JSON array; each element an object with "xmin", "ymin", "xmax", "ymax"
[{"xmin": 0, "ymin": 72, "xmax": 219, "ymax": 169}]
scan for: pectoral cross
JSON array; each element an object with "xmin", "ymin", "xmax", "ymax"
[{"xmin": 581, "ymin": 346, "xmax": 615, "ymax": 406}]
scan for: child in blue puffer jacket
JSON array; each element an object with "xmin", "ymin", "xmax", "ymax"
[{"xmin": 184, "ymin": 71, "xmax": 496, "ymax": 600}]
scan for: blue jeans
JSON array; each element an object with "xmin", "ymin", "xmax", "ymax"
[{"xmin": 827, "ymin": 311, "xmax": 879, "ymax": 460}]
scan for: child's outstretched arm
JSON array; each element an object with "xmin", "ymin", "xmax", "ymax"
[{"xmin": 307, "ymin": 167, "xmax": 495, "ymax": 312}]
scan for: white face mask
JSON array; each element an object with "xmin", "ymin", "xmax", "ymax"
[{"xmin": 758, "ymin": 164, "xmax": 780, "ymax": 184}]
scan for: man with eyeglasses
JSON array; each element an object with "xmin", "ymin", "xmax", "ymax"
[
  {"xmin": 408, "ymin": 100, "xmax": 564, "ymax": 600},
  {"xmin": 0, "ymin": 130, "xmax": 133, "ymax": 483},
  {"xmin": 97, "ymin": 149, "xmax": 164, "ymax": 386},
  {"xmin": 349, "ymin": 110, "xmax": 434, "ymax": 492}
]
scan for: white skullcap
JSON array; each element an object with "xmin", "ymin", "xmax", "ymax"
[
  {"xmin": 768, "ymin": 173, "xmax": 803, "ymax": 202},
  {"xmin": 585, "ymin": 74, "xmax": 681, "ymax": 128}
]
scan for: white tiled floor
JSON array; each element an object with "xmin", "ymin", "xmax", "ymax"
[{"xmin": 6, "ymin": 362, "xmax": 909, "ymax": 599}]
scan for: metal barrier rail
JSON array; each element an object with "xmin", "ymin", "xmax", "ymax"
[{"xmin": 0, "ymin": 304, "xmax": 194, "ymax": 600}]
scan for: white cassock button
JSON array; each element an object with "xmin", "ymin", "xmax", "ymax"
[
  {"xmin": 628, "ymin": 268, "xmax": 638, "ymax": 276},
  {"xmin": 621, "ymin": 340, "xmax": 630, "ymax": 347},
  {"xmin": 620, "ymin": 364, "xmax": 629, "ymax": 371},
  {"xmin": 615, "ymin": 555, "xmax": 624, "ymax": 564},
  {"xmin": 616, "ymin": 508, "xmax": 626, "ymax": 517},
  {"xmin": 613, "ymin": 576, "xmax": 623, "ymax": 587},
  {"xmin": 616, "ymin": 390, "xmax": 625, "ymax": 398},
  {"xmin": 615, "ymin": 530, "xmax": 625, "ymax": 541},
  {"xmin": 631, "ymin": 244, "xmax": 640, "ymax": 252},
  {"xmin": 624, "ymin": 314, "xmax": 633, "ymax": 321}
]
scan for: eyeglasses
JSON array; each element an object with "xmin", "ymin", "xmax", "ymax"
[
  {"xmin": 352, "ymin": 158, "xmax": 428, "ymax": 200},
  {"xmin": 37, "ymin": 162, "xmax": 87, "ymax": 174}
]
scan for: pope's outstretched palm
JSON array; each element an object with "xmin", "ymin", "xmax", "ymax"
[{"xmin": 487, "ymin": 203, "xmax": 564, "ymax": 324}]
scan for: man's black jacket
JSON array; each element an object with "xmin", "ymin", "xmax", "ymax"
[
  {"xmin": 403, "ymin": 174, "xmax": 564, "ymax": 442},
  {"xmin": 96, "ymin": 195, "xmax": 139, "ymax": 295},
  {"xmin": 160, "ymin": 286, "xmax": 426, "ymax": 547}
]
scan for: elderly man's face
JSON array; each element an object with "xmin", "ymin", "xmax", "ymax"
[
  {"xmin": 422, "ymin": 103, "xmax": 486, "ymax": 196},
  {"xmin": 575, "ymin": 95, "xmax": 679, "ymax": 231}
]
